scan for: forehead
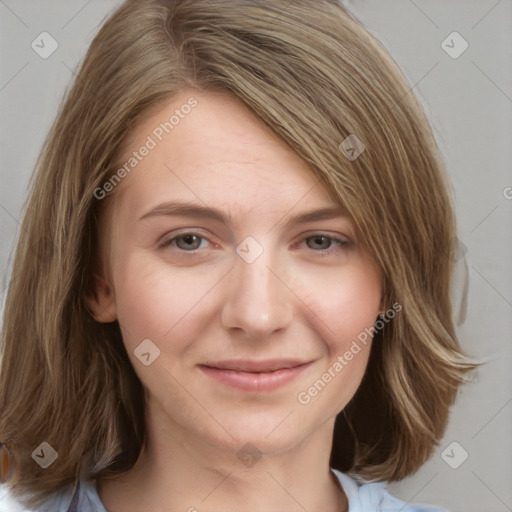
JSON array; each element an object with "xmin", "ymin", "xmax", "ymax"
[{"xmin": 110, "ymin": 88, "xmax": 341, "ymax": 220}]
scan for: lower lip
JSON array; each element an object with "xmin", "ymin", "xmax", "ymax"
[{"xmin": 199, "ymin": 363, "xmax": 312, "ymax": 392}]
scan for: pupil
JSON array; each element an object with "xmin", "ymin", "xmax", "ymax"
[{"xmin": 180, "ymin": 235, "xmax": 199, "ymax": 249}]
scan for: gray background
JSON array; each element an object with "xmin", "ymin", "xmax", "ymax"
[{"xmin": 0, "ymin": 1, "xmax": 511, "ymax": 511}]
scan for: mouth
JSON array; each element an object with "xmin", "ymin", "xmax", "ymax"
[{"xmin": 198, "ymin": 359, "xmax": 314, "ymax": 392}]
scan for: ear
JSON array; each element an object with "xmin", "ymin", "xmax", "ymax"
[{"xmin": 85, "ymin": 273, "xmax": 117, "ymax": 323}]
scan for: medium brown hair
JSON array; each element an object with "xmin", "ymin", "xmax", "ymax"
[{"xmin": 0, "ymin": 0, "xmax": 476, "ymax": 507}]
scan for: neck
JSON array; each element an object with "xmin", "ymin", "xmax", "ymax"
[{"xmin": 98, "ymin": 412, "xmax": 347, "ymax": 512}]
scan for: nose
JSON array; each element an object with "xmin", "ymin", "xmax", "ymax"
[{"xmin": 220, "ymin": 241, "xmax": 293, "ymax": 341}]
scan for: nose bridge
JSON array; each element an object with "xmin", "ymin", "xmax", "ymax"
[{"xmin": 221, "ymin": 236, "xmax": 292, "ymax": 338}]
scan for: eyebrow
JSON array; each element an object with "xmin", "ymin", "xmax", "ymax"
[{"xmin": 138, "ymin": 201, "xmax": 348, "ymax": 228}]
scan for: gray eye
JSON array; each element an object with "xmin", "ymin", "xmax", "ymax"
[
  {"xmin": 306, "ymin": 236, "xmax": 332, "ymax": 250},
  {"xmin": 175, "ymin": 234, "xmax": 203, "ymax": 250}
]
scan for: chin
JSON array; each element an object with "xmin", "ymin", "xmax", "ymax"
[{"xmin": 205, "ymin": 411, "xmax": 316, "ymax": 458}]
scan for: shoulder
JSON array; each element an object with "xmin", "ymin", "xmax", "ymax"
[
  {"xmin": 2, "ymin": 472, "xmax": 448, "ymax": 512},
  {"xmin": 0, "ymin": 481, "xmax": 81, "ymax": 512},
  {"xmin": 331, "ymin": 469, "xmax": 450, "ymax": 512},
  {"xmin": 0, "ymin": 484, "xmax": 26, "ymax": 512}
]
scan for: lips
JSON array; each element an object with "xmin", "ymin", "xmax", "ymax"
[
  {"xmin": 198, "ymin": 359, "xmax": 313, "ymax": 392},
  {"xmin": 200, "ymin": 359, "xmax": 309, "ymax": 373}
]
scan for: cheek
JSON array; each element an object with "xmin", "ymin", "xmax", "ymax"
[
  {"xmin": 112, "ymin": 253, "xmax": 218, "ymax": 354},
  {"xmin": 298, "ymin": 261, "xmax": 382, "ymax": 352},
  {"xmin": 294, "ymin": 264, "xmax": 381, "ymax": 412}
]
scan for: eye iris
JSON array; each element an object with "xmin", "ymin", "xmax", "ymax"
[
  {"xmin": 177, "ymin": 234, "xmax": 201, "ymax": 250},
  {"xmin": 308, "ymin": 236, "xmax": 331, "ymax": 250}
]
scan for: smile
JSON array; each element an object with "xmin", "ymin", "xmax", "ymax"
[{"xmin": 198, "ymin": 359, "xmax": 314, "ymax": 392}]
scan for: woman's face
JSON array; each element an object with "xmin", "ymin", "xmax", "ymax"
[{"xmin": 92, "ymin": 89, "xmax": 383, "ymax": 457}]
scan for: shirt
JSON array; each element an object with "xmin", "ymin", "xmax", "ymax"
[{"xmin": 0, "ymin": 468, "xmax": 448, "ymax": 512}]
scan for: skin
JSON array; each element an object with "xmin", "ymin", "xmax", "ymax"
[{"xmin": 87, "ymin": 88, "xmax": 383, "ymax": 512}]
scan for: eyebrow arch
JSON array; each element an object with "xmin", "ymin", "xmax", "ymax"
[{"xmin": 138, "ymin": 201, "xmax": 349, "ymax": 228}]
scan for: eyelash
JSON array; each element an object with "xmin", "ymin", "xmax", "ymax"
[{"xmin": 159, "ymin": 231, "xmax": 350, "ymax": 256}]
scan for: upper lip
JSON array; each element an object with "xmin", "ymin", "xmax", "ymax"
[{"xmin": 200, "ymin": 359, "xmax": 312, "ymax": 373}]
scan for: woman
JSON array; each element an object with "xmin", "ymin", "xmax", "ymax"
[{"xmin": 0, "ymin": 0, "xmax": 476, "ymax": 510}]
